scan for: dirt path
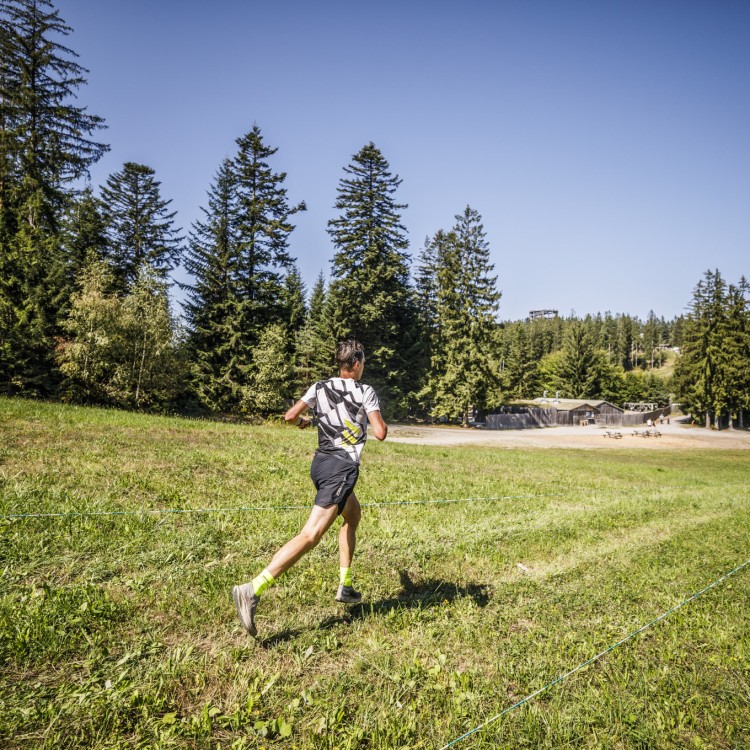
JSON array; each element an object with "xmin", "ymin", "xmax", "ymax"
[{"xmin": 388, "ymin": 420, "xmax": 750, "ymax": 450}]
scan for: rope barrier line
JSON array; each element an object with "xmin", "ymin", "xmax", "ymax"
[
  {"xmin": 5, "ymin": 481, "xmax": 746, "ymax": 521},
  {"xmin": 0, "ymin": 492, "xmax": 567, "ymax": 520},
  {"xmin": 439, "ymin": 557, "xmax": 750, "ymax": 750},
  {"xmin": 3, "ymin": 481, "xmax": 748, "ymax": 520}
]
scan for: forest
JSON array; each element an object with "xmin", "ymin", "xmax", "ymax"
[{"xmin": 1, "ymin": 0, "xmax": 748, "ymax": 427}]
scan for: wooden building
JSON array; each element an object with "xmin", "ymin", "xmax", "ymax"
[{"xmin": 530, "ymin": 398, "xmax": 624, "ymax": 426}]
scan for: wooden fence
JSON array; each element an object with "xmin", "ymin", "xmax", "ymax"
[
  {"xmin": 487, "ymin": 405, "xmax": 671, "ymax": 429},
  {"xmin": 621, "ymin": 406, "xmax": 671, "ymax": 426},
  {"xmin": 486, "ymin": 408, "xmax": 557, "ymax": 429}
]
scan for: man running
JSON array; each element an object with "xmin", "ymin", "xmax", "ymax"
[{"xmin": 232, "ymin": 339, "xmax": 387, "ymax": 637}]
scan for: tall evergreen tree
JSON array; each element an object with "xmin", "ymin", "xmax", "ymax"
[
  {"xmin": 615, "ymin": 314, "xmax": 638, "ymax": 370},
  {"xmin": 182, "ymin": 129, "xmax": 305, "ymax": 414},
  {"xmin": 715, "ymin": 278, "xmax": 749, "ymax": 428},
  {"xmin": 327, "ymin": 142, "xmax": 417, "ymax": 415},
  {"xmin": 642, "ymin": 309, "xmax": 662, "ymax": 369},
  {"xmin": 281, "ymin": 263, "xmax": 307, "ymax": 338},
  {"xmin": 501, "ymin": 322, "xmax": 539, "ymax": 399},
  {"xmin": 674, "ymin": 269, "xmax": 728, "ymax": 428},
  {"xmin": 100, "ymin": 162, "xmax": 183, "ymax": 294},
  {"xmin": 413, "ymin": 231, "xmax": 449, "ymax": 407},
  {"xmin": 60, "ymin": 184, "xmax": 108, "ymax": 294},
  {"xmin": 293, "ymin": 272, "xmax": 334, "ymax": 392},
  {"xmin": 0, "ymin": 0, "xmax": 108, "ymax": 394},
  {"xmin": 181, "ymin": 158, "xmax": 244, "ymax": 411},
  {"xmin": 234, "ymin": 124, "xmax": 305, "ymax": 348},
  {"xmin": 556, "ymin": 320, "xmax": 603, "ymax": 398},
  {"xmin": 428, "ymin": 206, "xmax": 501, "ymax": 424}
]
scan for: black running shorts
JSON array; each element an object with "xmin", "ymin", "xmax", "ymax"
[{"xmin": 310, "ymin": 451, "xmax": 359, "ymax": 515}]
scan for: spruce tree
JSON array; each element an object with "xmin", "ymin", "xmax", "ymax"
[
  {"xmin": 60, "ymin": 185, "xmax": 108, "ymax": 296},
  {"xmin": 281, "ymin": 263, "xmax": 307, "ymax": 339},
  {"xmin": 642, "ymin": 309, "xmax": 662, "ymax": 369},
  {"xmin": 182, "ymin": 129, "xmax": 305, "ymax": 415},
  {"xmin": 502, "ymin": 322, "xmax": 539, "ymax": 400},
  {"xmin": 674, "ymin": 270, "xmax": 727, "ymax": 427},
  {"xmin": 100, "ymin": 162, "xmax": 183, "ymax": 294},
  {"xmin": 327, "ymin": 142, "xmax": 417, "ymax": 415},
  {"xmin": 0, "ymin": 0, "xmax": 108, "ymax": 394},
  {"xmin": 556, "ymin": 320, "xmax": 602, "ymax": 398},
  {"xmin": 428, "ymin": 206, "xmax": 501, "ymax": 424},
  {"xmin": 293, "ymin": 272, "xmax": 335, "ymax": 391},
  {"xmin": 182, "ymin": 158, "xmax": 245, "ymax": 411},
  {"xmin": 234, "ymin": 124, "xmax": 305, "ymax": 348},
  {"xmin": 716, "ymin": 279, "xmax": 749, "ymax": 428},
  {"xmin": 413, "ymin": 231, "xmax": 449, "ymax": 408}
]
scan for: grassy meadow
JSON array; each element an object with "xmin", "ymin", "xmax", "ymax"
[{"xmin": 1, "ymin": 397, "xmax": 749, "ymax": 749}]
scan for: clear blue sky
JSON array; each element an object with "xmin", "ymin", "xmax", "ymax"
[{"xmin": 62, "ymin": 0, "xmax": 750, "ymax": 322}]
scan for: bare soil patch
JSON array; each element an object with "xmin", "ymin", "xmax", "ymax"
[{"xmin": 388, "ymin": 421, "xmax": 750, "ymax": 450}]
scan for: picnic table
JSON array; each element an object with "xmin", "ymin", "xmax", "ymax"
[
  {"xmin": 603, "ymin": 430, "xmax": 622, "ymax": 439},
  {"xmin": 632, "ymin": 429, "xmax": 661, "ymax": 438}
]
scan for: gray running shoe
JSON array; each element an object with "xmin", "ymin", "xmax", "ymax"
[
  {"xmin": 232, "ymin": 583, "xmax": 258, "ymax": 636},
  {"xmin": 335, "ymin": 584, "xmax": 362, "ymax": 603}
]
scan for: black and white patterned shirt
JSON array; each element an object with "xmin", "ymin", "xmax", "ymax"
[{"xmin": 301, "ymin": 377, "xmax": 380, "ymax": 464}]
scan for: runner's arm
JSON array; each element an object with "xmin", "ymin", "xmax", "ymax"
[
  {"xmin": 368, "ymin": 410, "xmax": 388, "ymax": 441},
  {"xmin": 284, "ymin": 399, "xmax": 312, "ymax": 429}
]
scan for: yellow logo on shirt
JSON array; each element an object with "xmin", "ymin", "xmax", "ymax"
[{"xmin": 342, "ymin": 419, "xmax": 362, "ymax": 445}]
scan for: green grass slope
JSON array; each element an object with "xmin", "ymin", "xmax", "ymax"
[{"xmin": 1, "ymin": 397, "xmax": 748, "ymax": 749}]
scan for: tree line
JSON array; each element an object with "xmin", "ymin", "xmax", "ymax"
[{"xmin": 1, "ymin": 0, "xmax": 748, "ymax": 427}]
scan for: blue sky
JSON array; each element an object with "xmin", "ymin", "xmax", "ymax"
[{"xmin": 61, "ymin": 0, "xmax": 749, "ymax": 321}]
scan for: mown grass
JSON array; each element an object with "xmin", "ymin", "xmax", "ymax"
[{"xmin": 1, "ymin": 396, "xmax": 748, "ymax": 749}]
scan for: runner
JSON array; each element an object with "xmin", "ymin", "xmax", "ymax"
[{"xmin": 232, "ymin": 339, "xmax": 387, "ymax": 637}]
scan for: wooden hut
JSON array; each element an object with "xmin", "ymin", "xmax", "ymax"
[{"xmin": 530, "ymin": 398, "xmax": 624, "ymax": 426}]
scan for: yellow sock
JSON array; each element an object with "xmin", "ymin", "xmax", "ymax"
[
  {"xmin": 340, "ymin": 567, "xmax": 352, "ymax": 587},
  {"xmin": 252, "ymin": 568, "xmax": 275, "ymax": 597}
]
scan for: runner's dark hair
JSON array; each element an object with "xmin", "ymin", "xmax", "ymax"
[{"xmin": 336, "ymin": 339, "xmax": 365, "ymax": 370}]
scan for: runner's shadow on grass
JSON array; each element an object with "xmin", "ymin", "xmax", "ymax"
[{"xmin": 260, "ymin": 571, "xmax": 491, "ymax": 648}]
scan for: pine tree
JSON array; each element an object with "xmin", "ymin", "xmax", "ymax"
[
  {"xmin": 100, "ymin": 162, "xmax": 183, "ymax": 294},
  {"xmin": 327, "ymin": 142, "xmax": 417, "ymax": 415},
  {"xmin": 0, "ymin": 0, "xmax": 108, "ymax": 394},
  {"xmin": 428, "ymin": 207, "xmax": 501, "ymax": 424},
  {"xmin": 234, "ymin": 124, "xmax": 305, "ymax": 350}
]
